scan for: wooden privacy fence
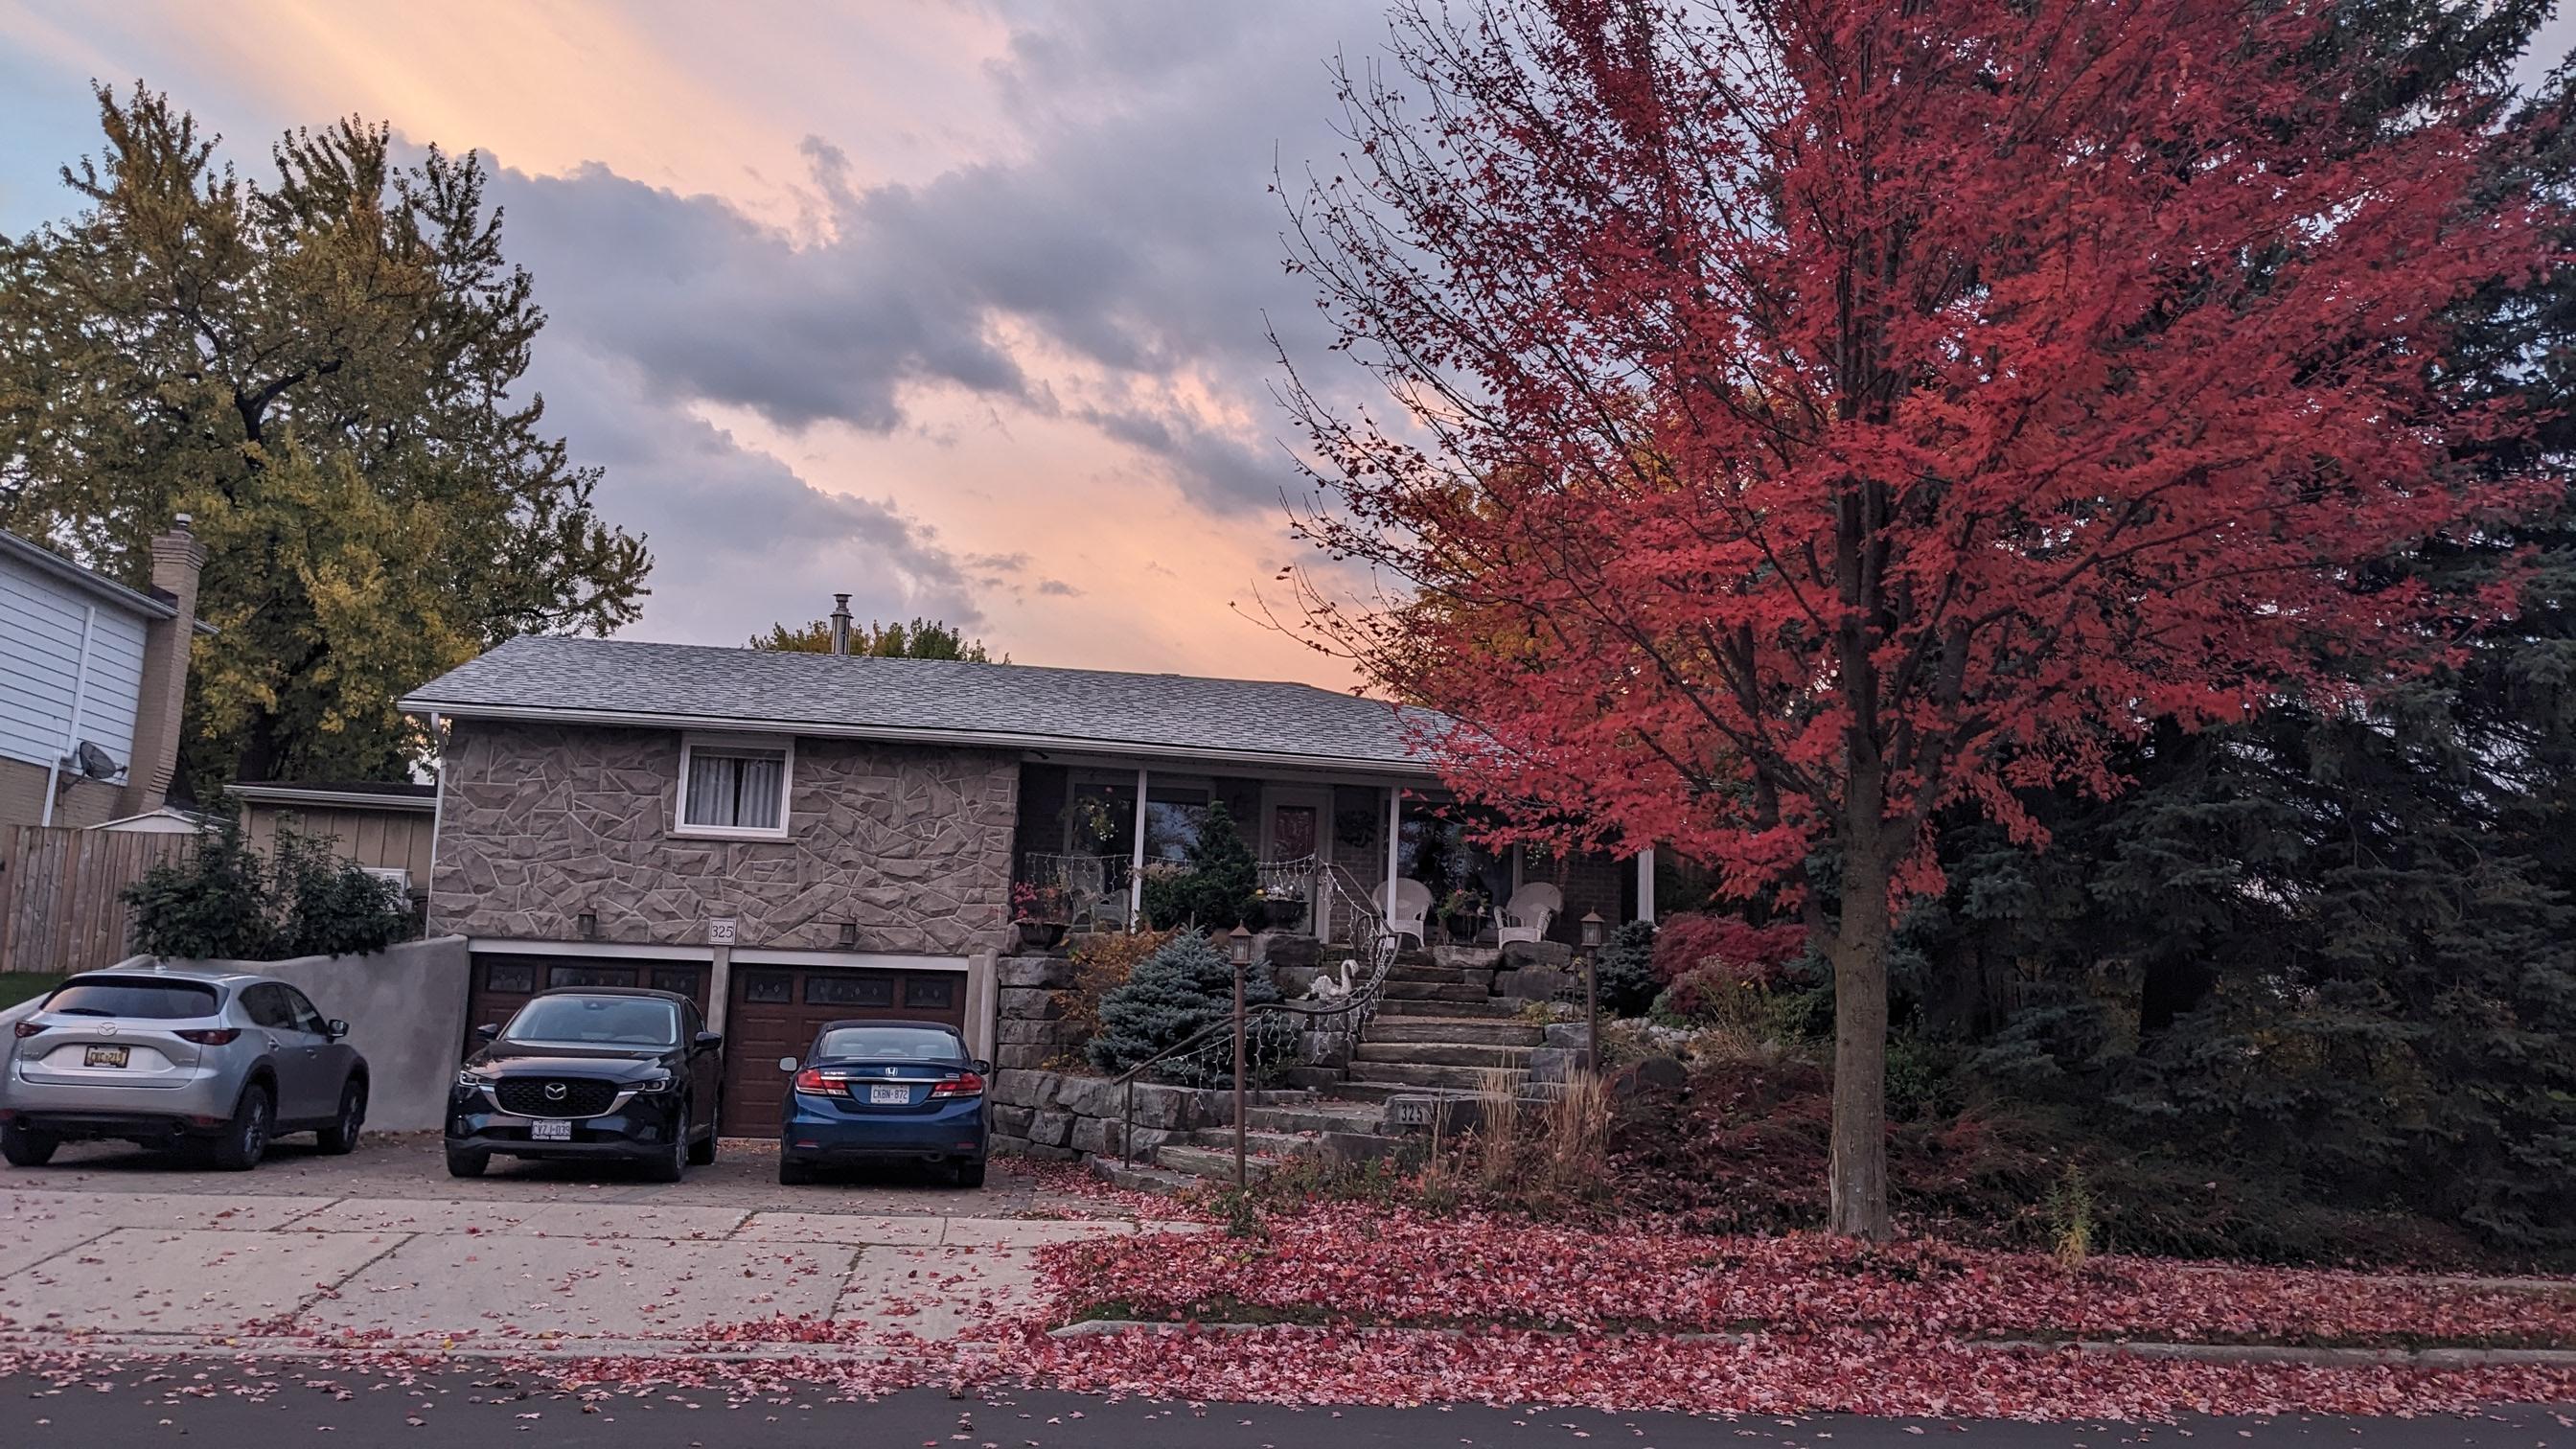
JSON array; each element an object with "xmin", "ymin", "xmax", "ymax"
[{"xmin": 0, "ymin": 825, "xmax": 190, "ymax": 976}]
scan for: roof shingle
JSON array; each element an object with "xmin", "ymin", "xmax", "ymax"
[{"xmin": 400, "ymin": 636, "xmax": 1439, "ymax": 773}]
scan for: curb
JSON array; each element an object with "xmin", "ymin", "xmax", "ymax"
[
  {"xmin": 0, "ymin": 1332, "xmax": 980, "ymax": 1365},
  {"xmin": 1045, "ymin": 1320, "xmax": 2576, "ymax": 1368}
]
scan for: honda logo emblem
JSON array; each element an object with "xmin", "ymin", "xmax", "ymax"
[{"xmin": 543, "ymin": 1082, "xmax": 567, "ymax": 1101}]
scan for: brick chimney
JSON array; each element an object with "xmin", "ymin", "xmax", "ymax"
[{"xmin": 120, "ymin": 515, "xmax": 207, "ymax": 815}]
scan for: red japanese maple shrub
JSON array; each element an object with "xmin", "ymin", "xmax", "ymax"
[
  {"xmin": 1649, "ymin": 911, "xmax": 1803, "ymax": 987},
  {"xmin": 1281, "ymin": 0, "xmax": 2564, "ymax": 1237}
]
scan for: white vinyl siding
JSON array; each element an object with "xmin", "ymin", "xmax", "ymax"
[
  {"xmin": 0, "ymin": 557, "xmax": 148, "ymax": 772},
  {"xmin": 674, "ymin": 736, "xmax": 792, "ymax": 838}
]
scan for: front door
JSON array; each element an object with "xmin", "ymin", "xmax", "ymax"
[{"xmin": 1261, "ymin": 786, "xmax": 1333, "ymax": 935}]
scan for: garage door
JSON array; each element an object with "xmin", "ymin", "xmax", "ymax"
[
  {"xmin": 721, "ymin": 964, "xmax": 969, "ymax": 1137},
  {"xmin": 464, "ymin": 954, "xmax": 712, "ymax": 1056}
]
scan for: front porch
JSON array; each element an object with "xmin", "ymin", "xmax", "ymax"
[{"xmin": 1005, "ymin": 758, "xmax": 1657, "ymax": 949}]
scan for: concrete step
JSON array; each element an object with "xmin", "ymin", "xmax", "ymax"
[
  {"xmin": 1153, "ymin": 1143, "xmax": 1286, "ymax": 1181},
  {"xmin": 1354, "ymin": 1041, "xmax": 1530, "ymax": 1070},
  {"xmin": 1374, "ymin": 998, "xmax": 1523, "ymax": 1020},
  {"xmin": 1243, "ymin": 1103, "xmax": 1389, "ymax": 1135},
  {"xmin": 1089, "ymin": 1155, "xmax": 1199, "ymax": 1195},
  {"xmin": 1350, "ymin": 1061, "xmax": 1525, "ymax": 1092},
  {"xmin": 1384, "ymin": 980, "xmax": 1489, "ymax": 1002},
  {"xmin": 1366, "ymin": 1019, "xmax": 1544, "ymax": 1046}
]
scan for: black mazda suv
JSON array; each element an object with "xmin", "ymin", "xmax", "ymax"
[{"xmin": 447, "ymin": 987, "xmax": 723, "ymax": 1182}]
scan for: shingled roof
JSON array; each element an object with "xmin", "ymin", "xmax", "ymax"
[{"xmin": 400, "ymin": 635, "xmax": 1441, "ymax": 774}]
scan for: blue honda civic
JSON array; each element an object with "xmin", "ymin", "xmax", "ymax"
[{"xmin": 775, "ymin": 1020, "xmax": 989, "ymax": 1186}]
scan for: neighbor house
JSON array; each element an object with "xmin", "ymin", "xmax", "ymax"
[
  {"xmin": 400, "ymin": 630, "xmax": 1660, "ymax": 1138},
  {"xmin": 0, "ymin": 519, "xmax": 209, "ymax": 834},
  {"xmin": 231, "ymin": 778, "xmax": 438, "ymax": 902}
]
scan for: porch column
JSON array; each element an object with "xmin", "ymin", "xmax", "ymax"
[
  {"xmin": 1384, "ymin": 785, "xmax": 1402, "ymax": 908},
  {"xmin": 1128, "ymin": 765, "xmax": 1149, "ymax": 929},
  {"xmin": 1636, "ymin": 846, "xmax": 1657, "ymax": 923}
]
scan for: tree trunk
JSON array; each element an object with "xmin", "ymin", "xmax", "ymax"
[{"xmin": 1827, "ymin": 805, "xmax": 1896, "ymax": 1240}]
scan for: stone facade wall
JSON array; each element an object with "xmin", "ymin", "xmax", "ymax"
[
  {"xmin": 988, "ymin": 1065, "xmax": 1304, "ymax": 1162},
  {"xmin": 431, "ymin": 720, "xmax": 1018, "ymax": 955},
  {"xmin": 992, "ymin": 953, "xmax": 1083, "ymax": 1071}
]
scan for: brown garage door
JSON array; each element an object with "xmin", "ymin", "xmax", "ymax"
[
  {"xmin": 464, "ymin": 954, "xmax": 712, "ymax": 1057},
  {"xmin": 721, "ymin": 964, "xmax": 968, "ymax": 1136}
]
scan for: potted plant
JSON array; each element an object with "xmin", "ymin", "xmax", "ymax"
[
  {"xmin": 1439, "ymin": 887, "xmax": 1486, "ymax": 943},
  {"xmin": 1011, "ymin": 881, "xmax": 1069, "ymax": 950}
]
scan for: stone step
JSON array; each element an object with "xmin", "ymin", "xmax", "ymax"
[
  {"xmin": 1384, "ymin": 980, "xmax": 1489, "ymax": 1002},
  {"xmin": 1153, "ymin": 1143, "xmax": 1287, "ymax": 1182},
  {"xmin": 1243, "ymin": 1103, "xmax": 1389, "ymax": 1135},
  {"xmin": 1089, "ymin": 1155, "xmax": 1199, "ymax": 1195},
  {"xmin": 1373, "ymin": 998, "xmax": 1525, "ymax": 1020},
  {"xmin": 1366, "ymin": 1019, "xmax": 1545, "ymax": 1046},
  {"xmin": 1354, "ymin": 1041, "xmax": 1531, "ymax": 1070},
  {"xmin": 1189, "ymin": 1127, "xmax": 1322, "ymax": 1157},
  {"xmin": 1349, "ymin": 1061, "xmax": 1525, "ymax": 1091}
]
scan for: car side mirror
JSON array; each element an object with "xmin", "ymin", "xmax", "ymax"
[
  {"xmin": 473, "ymin": 1024, "xmax": 499, "ymax": 1044},
  {"xmin": 776, "ymin": 1056, "xmax": 798, "ymax": 1073},
  {"xmin": 326, "ymin": 1019, "xmax": 351, "ymax": 1041},
  {"xmin": 695, "ymin": 1030, "xmax": 723, "ymax": 1050},
  {"xmin": 974, "ymin": 1058, "xmax": 992, "ymax": 1076}
]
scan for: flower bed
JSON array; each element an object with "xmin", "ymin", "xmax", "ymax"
[{"xmin": 1044, "ymin": 1208, "xmax": 2576, "ymax": 1348}]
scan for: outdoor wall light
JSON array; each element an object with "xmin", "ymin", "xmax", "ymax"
[
  {"xmin": 576, "ymin": 910, "xmax": 599, "ymax": 940},
  {"xmin": 1578, "ymin": 909, "xmax": 1605, "ymax": 952},
  {"xmin": 839, "ymin": 921, "xmax": 859, "ymax": 948}
]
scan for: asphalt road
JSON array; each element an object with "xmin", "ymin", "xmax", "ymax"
[{"xmin": 1, "ymin": 1366, "xmax": 2567, "ymax": 1447}]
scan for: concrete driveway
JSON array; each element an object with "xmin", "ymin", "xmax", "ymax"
[{"xmin": 0, "ymin": 1136, "xmax": 1192, "ymax": 1354}]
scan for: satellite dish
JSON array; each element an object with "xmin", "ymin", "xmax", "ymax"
[{"xmin": 75, "ymin": 741, "xmax": 123, "ymax": 781}]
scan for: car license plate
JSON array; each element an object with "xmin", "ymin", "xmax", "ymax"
[
  {"xmin": 82, "ymin": 1045, "xmax": 129, "ymax": 1069},
  {"xmin": 869, "ymin": 1084, "xmax": 910, "ymax": 1105},
  {"xmin": 530, "ymin": 1119, "xmax": 572, "ymax": 1141}
]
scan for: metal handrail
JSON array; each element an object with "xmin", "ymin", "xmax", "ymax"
[{"xmin": 1112, "ymin": 954, "xmax": 1392, "ymax": 1165}]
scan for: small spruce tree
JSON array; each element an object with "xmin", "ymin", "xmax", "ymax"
[
  {"xmin": 1139, "ymin": 801, "xmax": 1265, "ymax": 930},
  {"xmin": 1086, "ymin": 929, "xmax": 1282, "ymax": 1083}
]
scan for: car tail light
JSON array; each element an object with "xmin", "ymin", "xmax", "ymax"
[
  {"xmin": 12, "ymin": 1022, "xmax": 43, "ymax": 1039},
  {"xmin": 928, "ymin": 1070, "xmax": 985, "ymax": 1099},
  {"xmin": 793, "ymin": 1068, "xmax": 844, "ymax": 1095},
  {"xmin": 175, "ymin": 1028, "xmax": 242, "ymax": 1046}
]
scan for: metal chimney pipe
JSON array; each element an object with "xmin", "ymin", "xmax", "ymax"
[{"xmin": 829, "ymin": 593, "xmax": 853, "ymax": 656}]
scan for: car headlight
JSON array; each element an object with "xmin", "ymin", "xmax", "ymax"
[
  {"xmin": 457, "ymin": 1068, "xmax": 491, "ymax": 1091},
  {"xmin": 635, "ymin": 1071, "xmax": 675, "ymax": 1093}
]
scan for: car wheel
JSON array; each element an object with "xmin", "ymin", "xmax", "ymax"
[
  {"xmin": 316, "ymin": 1077, "xmax": 367, "ymax": 1155},
  {"xmin": 640, "ymin": 1102, "xmax": 688, "ymax": 1184},
  {"xmin": 0, "ymin": 1120, "xmax": 60, "ymax": 1167},
  {"xmin": 445, "ymin": 1146, "xmax": 490, "ymax": 1178},
  {"xmin": 777, "ymin": 1155, "xmax": 815, "ymax": 1186},
  {"xmin": 208, "ymin": 1083, "xmax": 273, "ymax": 1172},
  {"xmin": 953, "ymin": 1159, "xmax": 986, "ymax": 1189}
]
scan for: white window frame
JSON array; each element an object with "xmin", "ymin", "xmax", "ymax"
[{"xmin": 673, "ymin": 733, "xmax": 794, "ymax": 840}]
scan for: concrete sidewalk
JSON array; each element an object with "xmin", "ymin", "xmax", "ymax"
[{"xmin": 0, "ymin": 1185, "xmax": 1196, "ymax": 1350}]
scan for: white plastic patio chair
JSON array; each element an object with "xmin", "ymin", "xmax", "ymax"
[
  {"xmin": 1371, "ymin": 878, "xmax": 1432, "ymax": 951},
  {"xmin": 1492, "ymin": 883, "xmax": 1564, "ymax": 949}
]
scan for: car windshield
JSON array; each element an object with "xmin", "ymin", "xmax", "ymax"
[
  {"xmin": 504, "ymin": 996, "xmax": 678, "ymax": 1048},
  {"xmin": 812, "ymin": 1026, "xmax": 962, "ymax": 1062},
  {"xmin": 43, "ymin": 978, "xmax": 221, "ymax": 1020}
]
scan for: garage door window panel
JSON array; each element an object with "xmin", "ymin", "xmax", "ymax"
[
  {"xmin": 805, "ymin": 975, "xmax": 894, "ymax": 1008},
  {"xmin": 677, "ymin": 736, "xmax": 792, "ymax": 838}
]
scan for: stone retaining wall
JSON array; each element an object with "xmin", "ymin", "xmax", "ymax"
[{"xmin": 988, "ymin": 1065, "xmax": 1305, "ymax": 1162}]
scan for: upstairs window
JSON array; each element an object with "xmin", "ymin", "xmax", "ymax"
[{"xmin": 677, "ymin": 737, "xmax": 792, "ymax": 837}]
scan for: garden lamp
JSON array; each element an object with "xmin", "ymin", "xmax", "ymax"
[{"xmin": 1577, "ymin": 910, "xmax": 1604, "ymax": 1074}]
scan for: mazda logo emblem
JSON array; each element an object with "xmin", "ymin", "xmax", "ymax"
[
  {"xmin": 543, "ymin": 1082, "xmax": 567, "ymax": 1100},
  {"xmin": 98, "ymin": 1024, "xmax": 118, "ymax": 1037}
]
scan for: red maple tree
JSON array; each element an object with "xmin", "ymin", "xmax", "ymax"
[{"xmin": 1282, "ymin": 0, "xmax": 2563, "ymax": 1236}]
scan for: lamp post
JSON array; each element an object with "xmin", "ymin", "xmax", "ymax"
[
  {"xmin": 1229, "ymin": 924, "xmax": 1254, "ymax": 1188},
  {"xmin": 1577, "ymin": 910, "xmax": 1605, "ymax": 1076}
]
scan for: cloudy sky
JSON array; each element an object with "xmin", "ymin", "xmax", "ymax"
[
  {"xmin": 2, "ymin": 3, "xmax": 2568, "ymax": 690},
  {"xmin": 0, "ymin": 1, "xmax": 1411, "ymax": 687}
]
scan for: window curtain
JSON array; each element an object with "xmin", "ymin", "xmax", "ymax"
[{"xmin": 687, "ymin": 749, "xmax": 785, "ymax": 829}]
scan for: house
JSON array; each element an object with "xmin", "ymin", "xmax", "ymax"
[
  {"xmin": 231, "ymin": 779, "xmax": 438, "ymax": 901},
  {"xmin": 0, "ymin": 519, "xmax": 209, "ymax": 833},
  {"xmin": 401, "ymin": 631, "xmax": 1660, "ymax": 1137}
]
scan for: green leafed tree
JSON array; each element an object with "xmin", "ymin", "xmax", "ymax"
[
  {"xmin": 0, "ymin": 84, "xmax": 650, "ymax": 789},
  {"xmin": 748, "ymin": 615, "xmax": 998, "ymax": 660}
]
